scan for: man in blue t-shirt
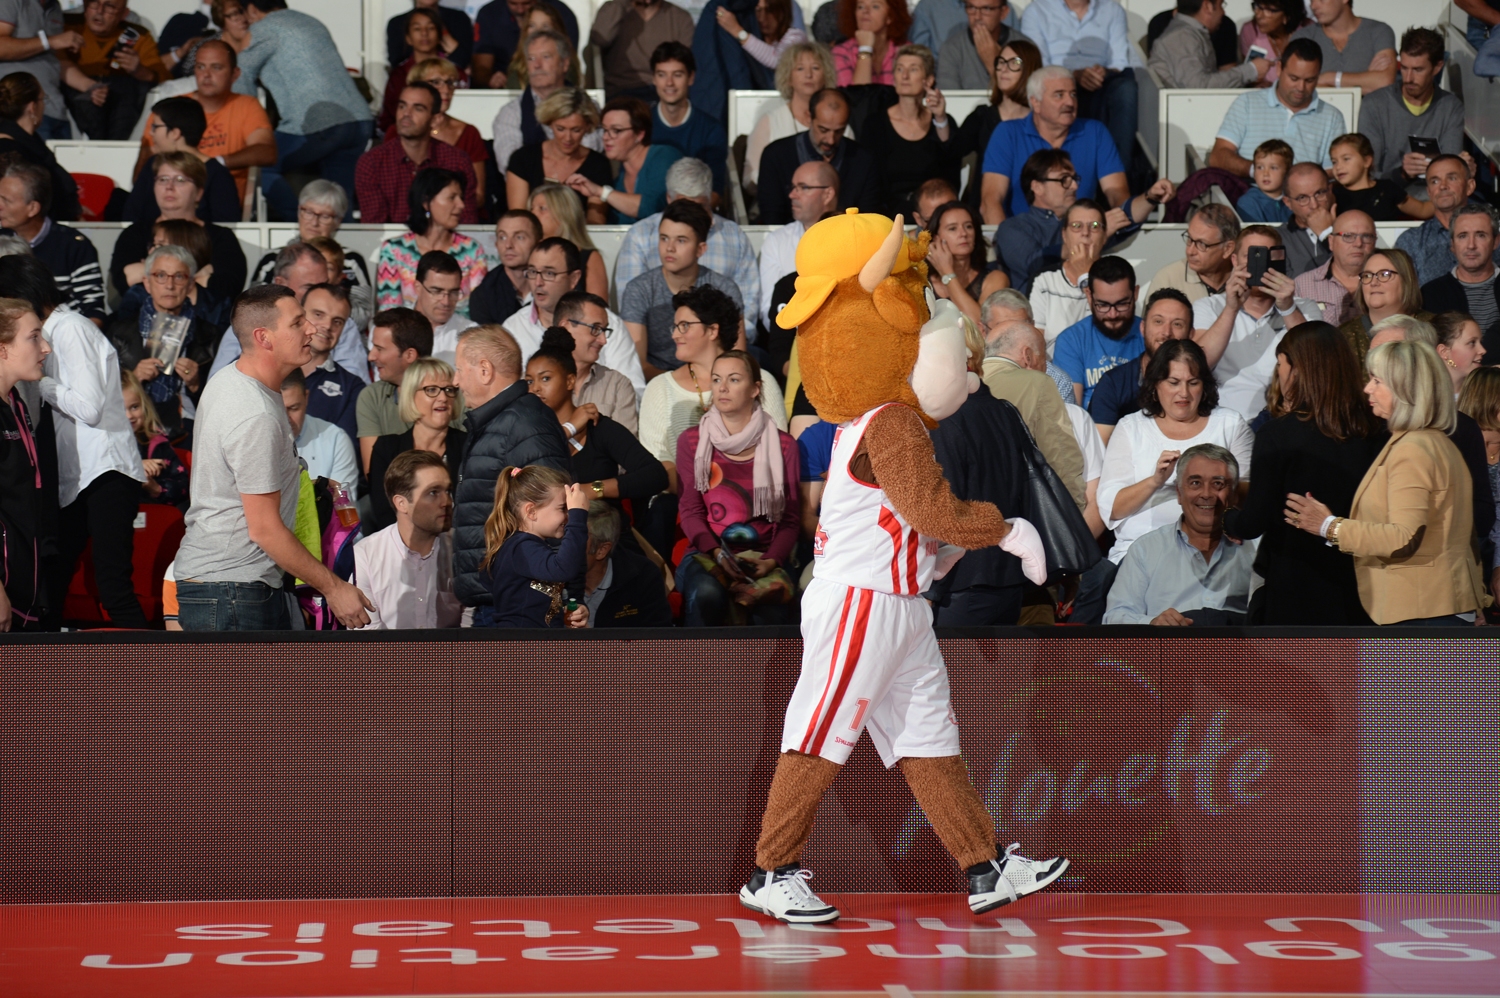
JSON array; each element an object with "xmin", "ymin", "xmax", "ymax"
[
  {"xmin": 980, "ymin": 65, "xmax": 1127, "ymax": 224},
  {"xmin": 1051, "ymin": 255, "xmax": 1143, "ymax": 407},
  {"xmin": 1088, "ymin": 287, "xmax": 1194, "ymax": 443}
]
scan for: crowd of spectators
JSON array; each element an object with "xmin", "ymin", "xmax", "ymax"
[{"xmin": 0, "ymin": 0, "xmax": 1495, "ymax": 633}]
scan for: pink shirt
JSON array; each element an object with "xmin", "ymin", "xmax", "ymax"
[{"xmin": 833, "ymin": 37, "xmax": 898, "ymax": 86}]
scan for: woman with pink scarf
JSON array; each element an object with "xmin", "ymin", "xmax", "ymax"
[{"xmin": 675, "ymin": 349, "xmax": 801, "ymax": 627}]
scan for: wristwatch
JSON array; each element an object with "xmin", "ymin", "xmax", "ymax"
[
  {"xmin": 940, "ymin": 273, "xmax": 957, "ymax": 285},
  {"xmin": 736, "ymin": 28, "xmax": 748, "ymax": 41},
  {"xmin": 591, "ymin": 480, "xmax": 605, "ymax": 498}
]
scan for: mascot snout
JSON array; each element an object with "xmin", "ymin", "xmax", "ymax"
[{"xmin": 910, "ymin": 296, "xmax": 979, "ymax": 421}]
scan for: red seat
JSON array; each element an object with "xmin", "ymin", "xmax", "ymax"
[
  {"xmin": 64, "ymin": 504, "xmax": 185, "ymax": 627},
  {"xmin": 71, "ymin": 173, "xmax": 115, "ymax": 222},
  {"xmin": 174, "ymin": 446, "xmax": 191, "ymax": 474}
]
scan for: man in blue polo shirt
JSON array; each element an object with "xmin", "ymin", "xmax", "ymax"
[
  {"xmin": 980, "ymin": 65, "xmax": 1129, "ymax": 224},
  {"xmin": 1208, "ymin": 37, "xmax": 1345, "ymax": 178},
  {"xmin": 1051, "ymin": 256, "xmax": 1144, "ymax": 407}
]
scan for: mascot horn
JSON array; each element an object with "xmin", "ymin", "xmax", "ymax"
[{"xmin": 740, "ymin": 209, "xmax": 1067, "ymax": 924}]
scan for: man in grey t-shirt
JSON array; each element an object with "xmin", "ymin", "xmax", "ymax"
[
  {"xmin": 0, "ymin": 0, "xmax": 86, "ymax": 138},
  {"xmin": 1288, "ymin": 0, "xmax": 1396, "ymax": 95},
  {"xmin": 175, "ymin": 285, "xmax": 373, "ymax": 630},
  {"xmin": 618, "ymin": 199, "xmax": 743, "ymax": 376}
]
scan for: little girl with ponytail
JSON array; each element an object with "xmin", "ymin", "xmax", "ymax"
[{"xmin": 481, "ymin": 464, "xmax": 592, "ymax": 627}]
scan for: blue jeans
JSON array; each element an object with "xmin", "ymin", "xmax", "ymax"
[
  {"xmin": 1477, "ymin": 29, "xmax": 1500, "ymax": 78},
  {"xmin": 1076, "ymin": 68, "xmax": 1138, "ymax": 169},
  {"xmin": 1468, "ymin": 16, "xmax": 1492, "ymax": 49},
  {"xmin": 933, "ymin": 585, "xmax": 1024, "ymax": 626},
  {"xmin": 177, "ymin": 580, "xmax": 292, "ymax": 631},
  {"xmin": 674, "ymin": 553, "xmax": 796, "ymax": 627},
  {"xmin": 261, "ymin": 118, "xmax": 373, "ymax": 222},
  {"xmin": 37, "ymin": 116, "xmax": 71, "ymax": 141}
]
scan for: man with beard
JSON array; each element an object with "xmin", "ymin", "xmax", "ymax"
[
  {"xmin": 1088, "ymin": 287, "xmax": 1193, "ymax": 444},
  {"xmin": 1051, "ymin": 256, "xmax": 1142, "ymax": 407},
  {"xmin": 353, "ymin": 449, "xmax": 462, "ymax": 629}
]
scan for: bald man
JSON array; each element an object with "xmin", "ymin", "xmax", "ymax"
[
  {"xmin": 1293, "ymin": 209, "xmax": 1376, "ymax": 327},
  {"xmin": 758, "ymin": 160, "xmax": 840, "ymax": 332},
  {"xmin": 1278, "ymin": 162, "xmax": 1336, "ymax": 277}
]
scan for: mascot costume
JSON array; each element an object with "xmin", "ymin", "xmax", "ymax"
[{"xmin": 740, "ymin": 210, "xmax": 1069, "ymax": 923}]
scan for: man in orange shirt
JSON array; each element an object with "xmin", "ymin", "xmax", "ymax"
[
  {"xmin": 134, "ymin": 38, "xmax": 275, "ymax": 205},
  {"xmin": 61, "ymin": 0, "xmax": 166, "ymax": 139}
]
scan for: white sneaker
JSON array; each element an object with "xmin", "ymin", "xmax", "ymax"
[
  {"xmin": 739, "ymin": 865, "xmax": 840, "ymax": 924},
  {"xmin": 968, "ymin": 843, "xmax": 1069, "ymax": 913}
]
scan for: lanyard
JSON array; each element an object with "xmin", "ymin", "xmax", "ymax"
[{"xmin": 8, "ymin": 390, "xmax": 41, "ymax": 489}]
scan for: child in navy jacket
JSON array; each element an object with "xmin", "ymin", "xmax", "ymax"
[{"xmin": 482, "ymin": 464, "xmax": 591, "ymax": 628}]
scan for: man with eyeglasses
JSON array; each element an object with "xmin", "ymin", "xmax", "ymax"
[
  {"xmin": 1293, "ymin": 209, "xmax": 1375, "ymax": 327},
  {"xmin": 412, "ymin": 251, "xmax": 477, "ymax": 367},
  {"xmin": 621, "ymin": 198, "xmax": 744, "ymax": 378},
  {"xmin": 357, "ymin": 307, "xmax": 433, "ymax": 473},
  {"xmin": 470, "ymin": 210, "xmax": 539, "ymax": 327},
  {"xmin": 501, "ymin": 237, "xmax": 645, "ymax": 398},
  {"xmin": 555, "ymin": 290, "xmax": 639, "ymax": 433},
  {"xmin": 1277, "ymin": 162, "xmax": 1336, "ymax": 277},
  {"xmin": 936, "ymin": 0, "xmax": 1031, "ymax": 91},
  {"xmin": 1395, "ymin": 155, "xmax": 1500, "ymax": 285},
  {"xmin": 613, "ymin": 157, "xmax": 759, "ymax": 330},
  {"xmin": 1052, "ymin": 255, "xmax": 1143, "ymax": 407},
  {"xmin": 1209, "ymin": 38, "xmax": 1344, "ymax": 180},
  {"xmin": 1149, "ymin": 204, "xmax": 1238, "ymax": 306},
  {"xmin": 1192, "ymin": 225, "xmax": 1317, "ymax": 422},
  {"xmin": 759, "ymin": 160, "xmax": 839, "ymax": 333},
  {"xmin": 757, "ymin": 88, "xmax": 880, "ymax": 226},
  {"xmin": 1149, "ymin": 0, "xmax": 1268, "ymax": 89},
  {"xmin": 1421, "ymin": 203, "xmax": 1500, "ymax": 355}
]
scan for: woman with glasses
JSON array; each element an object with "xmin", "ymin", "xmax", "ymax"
[
  {"xmin": 528, "ymin": 183, "xmax": 610, "ymax": 299},
  {"xmin": 250, "ymin": 181, "xmax": 374, "ymax": 327},
  {"xmin": 375, "ymin": 167, "xmax": 488, "ymax": 317},
  {"xmin": 1030, "ymin": 199, "xmax": 1106, "ymax": 349},
  {"xmin": 833, "ymin": 0, "xmax": 910, "ymax": 86},
  {"xmin": 507, "ymin": 89, "xmax": 610, "ymax": 224},
  {"xmin": 1224, "ymin": 321, "xmax": 1382, "ymax": 624},
  {"xmin": 1286, "ymin": 339, "xmax": 1487, "ymax": 625},
  {"xmin": 378, "ymin": 11, "xmax": 466, "ymax": 134},
  {"xmin": 564, "ymin": 97, "xmax": 681, "ymax": 226},
  {"xmin": 861, "ymin": 45, "xmax": 959, "ymax": 218},
  {"xmin": 365, "ymin": 357, "xmax": 468, "ymax": 533},
  {"xmin": 105, "ymin": 245, "xmax": 227, "ymax": 437},
  {"xmin": 958, "ymin": 39, "xmax": 1041, "ymax": 208},
  {"xmin": 1240, "ymin": 0, "xmax": 1309, "ymax": 83},
  {"xmin": 109, "ymin": 151, "xmax": 247, "ymax": 307},
  {"xmin": 381, "ymin": 59, "xmax": 487, "ymax": 210},
  {"xmin": 526, "ymin": 327, "xmax": 666, "ymax": 531},
  {"xmin": 168, "ymin": 0, "xmax": 254, "ymax": 79},
  {"xmin": 1337, "ymin": 249, "xmax": 1429, "ymax": 360},
  {"xmin": 745, "ymin": 42, "xmax": 837, "ymax": 194},
  {"xmin": 925, "ymin": 200, "xmax": 1008, "ymax": 324}
]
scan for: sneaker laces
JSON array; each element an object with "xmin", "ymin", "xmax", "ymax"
[{"xmin": 773, "ymin": 868, "xmax": 822, "ymax": 907}]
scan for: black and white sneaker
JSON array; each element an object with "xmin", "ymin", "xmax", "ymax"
[
  {"xmin": 739, "ymin": 865, "xmax": 840, "ymax": 924},
  {"xmin": 967, "ymin": 842, "xmax": 1069, "ymax": 913}
]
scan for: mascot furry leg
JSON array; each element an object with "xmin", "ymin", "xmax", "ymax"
[{"xmin": 740, "ymin": 211, "xmax": 1069, "ymax": 924}]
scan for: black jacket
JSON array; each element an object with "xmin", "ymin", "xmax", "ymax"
[
  {"xmin": 1280, "ymin": 219, "xmax": 1331, "ymax": 278},
  {"xmin": 105, "ymin": 297, "xmax": 226, "ymax": 428},
  {"xmin": 1421, "ymin": 272, "xmax": 1500, "ymax": 356},
  {"xmin": 468, "ymin": 264, "xmax": 521, "ymax": 326},
  {"xmin": 928, "ymin": 384, "xmax": 1031, "ymax": 596},
  {"xmin": 123, "ymin": 155, "xmax": 243, "ymax": 225},
  {"xmin": 756, "ymin": 132, "xmax": 881, "ymax": 225},
  {"xmin": 592, "ymin": 546, "xmax": 674, "ymax": 627},
  {"xmin": 452, "ymin": 380, "xmax": 570, "ymax": 606},
  {"xmin": 365, "ymin": 426, "xmax": 468, "ymax": 534},
  {"xmin": 0, "ymin": 118, "xmax": 81, "ymax": 222}
]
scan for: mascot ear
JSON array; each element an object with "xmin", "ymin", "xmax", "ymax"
[
  {"xmin": 777, "ymin": 274, "xmax": 837, "ymax": 329},
  {"xmin": 871, "ymin": 276, "xmax": 923, "ymax": 330}
]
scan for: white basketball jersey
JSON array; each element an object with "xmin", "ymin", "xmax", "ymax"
[{"xmin": 813, "ymin": 405, "xmax": 939, "ymax": 596}]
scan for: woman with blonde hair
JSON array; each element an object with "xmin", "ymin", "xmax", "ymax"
[
  {"xmin": 744, "ymin": 42, "xmax": 837, "ymax": 191},
  {"xmin": 527, "ymin": 182, "xmax": 609, "ymax": 298},
  {"xmin": 365, "ymin": 357, "xmax": 468, "ymax": 533},
  {"xmin": 122, "ymin": 369, "xmax": 190, "ymax": 508},
  {"xmin": 507, "ymin": 89, "xmax": 609, "ymax": 222},
  {"xmin": 1458, "ymin": 365, "xmax": 1500, "ymax": 607},
  {"xmin": 1287, "ymin": 339, "xmax": 1487, "ymax": 625},
  {"xmin": 1338, "ymin": 248, "xmax": 1429, "ymax": 360},
  {"xmin": 0, "ymin": 297, "xmax": 50, "ymax": 630}
]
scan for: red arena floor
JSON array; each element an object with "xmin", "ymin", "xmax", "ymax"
[{"xmin": 4, "ymin": 892, "xmax": 1496, "ymax": 997}]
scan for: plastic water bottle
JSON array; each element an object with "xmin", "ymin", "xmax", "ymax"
[{"xmin": 331, "ymin": 482, "xmax": 360, "ymax": 528}]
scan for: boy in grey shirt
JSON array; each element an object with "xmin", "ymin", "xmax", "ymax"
[{"xmin": 176, "ymin": 285, "xmax": 372, "ymax": 630}]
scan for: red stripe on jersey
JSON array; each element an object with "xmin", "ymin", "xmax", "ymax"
[
  {"xmin": 878, "ymin": 506, "xmax": 903, "ymax": 593},
  {"xmin": 808, "ymin": 588, "xmax": 874, "ymax": 756},
  {"xmin": 799, "ymin": 585, "xmax": 856, "ymax": 754},
  {"xmin": 904, "ymin": 527, "xmax": 919, "ymax": 595}
]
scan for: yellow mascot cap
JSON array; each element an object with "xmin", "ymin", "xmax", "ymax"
[{"xmin": 776, "ymin": 208, "xmax": 913, "ymax": 330}]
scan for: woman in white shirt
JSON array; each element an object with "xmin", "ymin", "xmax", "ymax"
[
  {"xmin": 637, "ymin": 284, "xmax": 786, "ymax": 493},
  {"xmin": 1030, "ymin": 199, "xmax": 1105, "ymax": 351},
  {"xmin": 744, "ymin": 42, "xmax": 837, "ymax": 193},
  {"xmin": 1097, "ymin": 338, "xmax": 1254, "ymax": 566}
]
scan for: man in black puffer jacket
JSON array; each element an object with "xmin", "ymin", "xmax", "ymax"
[{"xmin": 451, "ymin": 324, "xmax": 570, "ymax": 616}]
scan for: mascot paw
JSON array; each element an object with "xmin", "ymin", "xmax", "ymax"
[{"xmin": 998, "ymin": 517, "xmax": 1048, "ymax": 586}]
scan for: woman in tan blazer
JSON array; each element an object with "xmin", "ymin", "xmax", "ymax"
[{"xmin": 1285, "ymin": 339, "xmax": 1487, "ymax": 625}]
